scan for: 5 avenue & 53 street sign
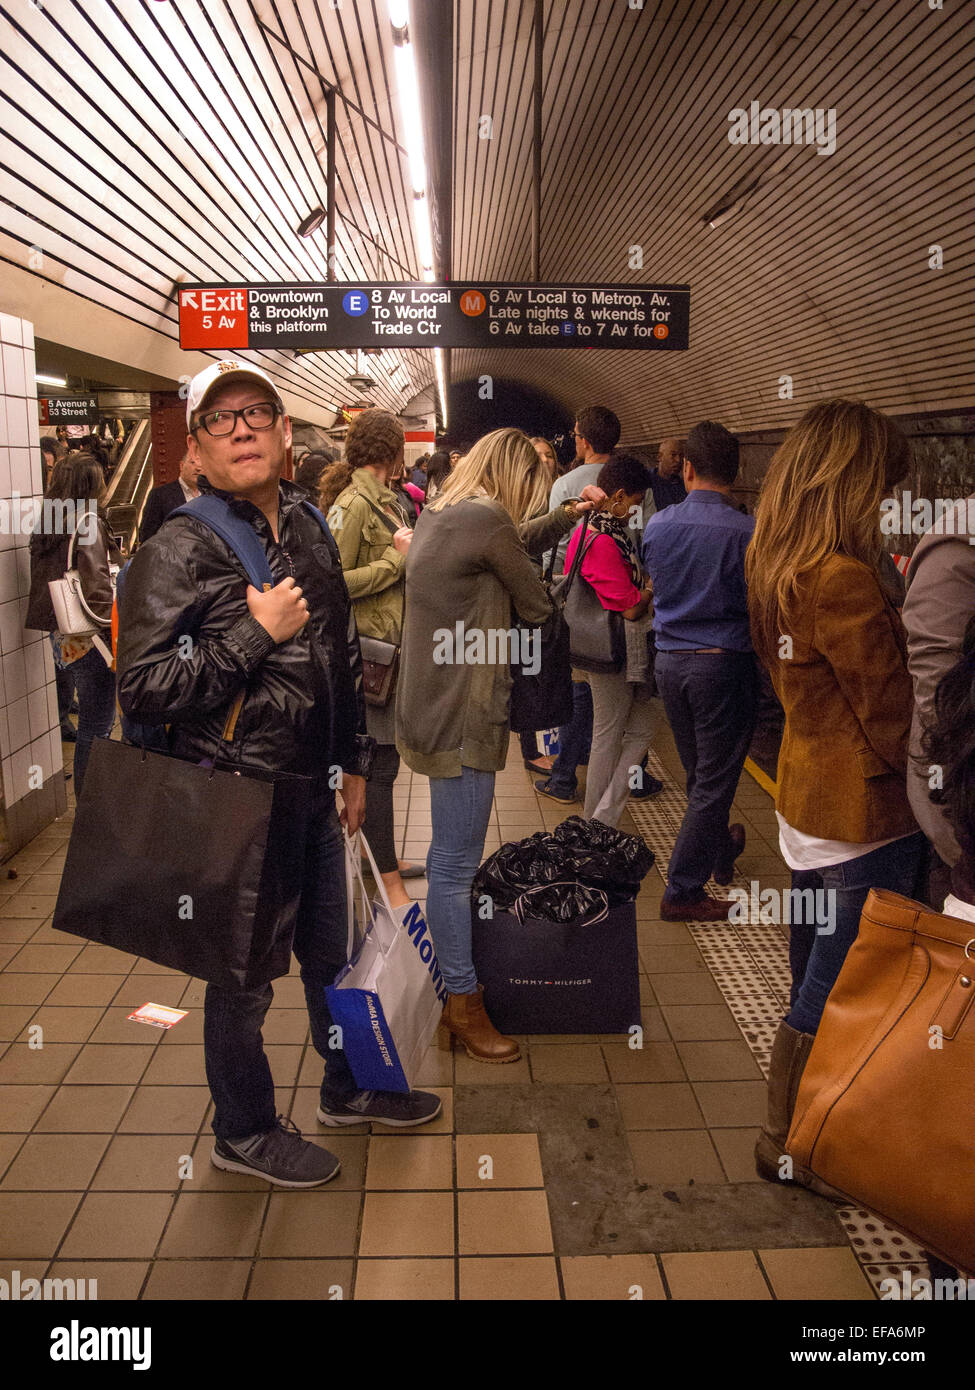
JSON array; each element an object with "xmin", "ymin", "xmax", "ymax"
[{"xmin": 178, "ymin": 282, "xmax": 689, "ymax": 352}]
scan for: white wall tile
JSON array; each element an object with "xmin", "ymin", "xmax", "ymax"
[
  {"xmin": 0, "ymin": 398, "xmax": 7, "ymax": 448},
  {"xmin": 24, "ymin": 639, "xmax": 46, "ymax": 694},
  {"xmin": 23, "ymin": 348, "xmax": 35, "ymax": 393},
  {"xmin": 9, "ymin": 447, "xmax": 32, "ymax": 495},
  {"xmin": 15, "ymin": 547, "xmax": 30, "ymax": 599},
  {"xmin": 0, "ymin": 314, "xmax": 22, "ymax": 347},
  {"xmin": 0, "ymin": 549, "xmax": 17, "ymax": 604},
  {"xmin": 0, "ymin": 448, "xmax": 11, "ymax": 498},
  {"xmin": 5, "ymin": 396, "xmax": 28, "ymax": 448},
  {"xmin": 2, "ymin": 649, "xmax": 26, "ymax": 703},
  {"xmin": 30, "ymin": 733, "xmax": 52, "ymax": 785},
  {"xmin": 46, "ymin": 682, "xmax": 59, "ymax": 731},
  {"xmin": 1, "ymin": 755, "xmax": 12, "ymax": 801},
  {"xmin": 41, "ymin": 639, "xmax": 54, "ymax": 683},
  {"xmin": 0, "ymin": 707, "xmax": 8, "ymax": 758},
  {"xmin": 0, "ymin": 596, "xmax": 23, "ymax": 653},
  {"xmin": 7, "ymin": 695, "xmax": 29, "ymax": 752},
  {"xmin": 10, "ymin": 745, "xmax": 31, "ymax": 804},
  {"xmin": 21, "ymin": 321, "xmax": 33, "ymax": 351},
  {"xmin": 2, "ymin": 345, "xmax": 26, "ymax": 398},
  {"xmin": 27, "ymin": 687, "xmax": 47, "ymax": 741},
  {"xmin": 49, "ymin": 728, "xmax": 63, "ymax": 776}
]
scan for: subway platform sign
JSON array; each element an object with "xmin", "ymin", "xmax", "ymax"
[{"xmin": 178, "ymin": 282, "xmax": 689, "ymax": 351}]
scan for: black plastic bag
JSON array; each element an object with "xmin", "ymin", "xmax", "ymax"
[{"xmin": 472, "ymin": 815, "xmax": 653, "ymax": 924}]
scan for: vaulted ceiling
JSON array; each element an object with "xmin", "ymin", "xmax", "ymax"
[{"xmin": 0, "ymin": 0, "xmax": 972, "ymax": 439}]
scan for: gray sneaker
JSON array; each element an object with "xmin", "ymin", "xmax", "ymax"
[{"xmin": 211, "ymin": 1116, "xmax": 341, "ymax": 1188}]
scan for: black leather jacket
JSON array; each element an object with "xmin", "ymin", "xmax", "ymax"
[{"xmin": 116, "ymin": 477, "xmax": 373, "ymax": 779}]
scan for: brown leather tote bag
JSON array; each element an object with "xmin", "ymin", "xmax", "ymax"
[{"xmin": 787, "ymin": 888, "xmax": 975, "ymax": 1275}]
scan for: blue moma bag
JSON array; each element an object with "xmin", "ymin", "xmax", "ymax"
[{"xmin": 327, "ymin": 833, "xmax": 445, "ymax": 1093}]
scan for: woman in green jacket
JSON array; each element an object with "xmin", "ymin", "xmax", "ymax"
[
  {"xmin": 330, "ymin": 409, "xmax": 422, "ymax": 908},
  {"xmin": 396, "ymin": 428, "xmax": 604, "ymax": 1062}
]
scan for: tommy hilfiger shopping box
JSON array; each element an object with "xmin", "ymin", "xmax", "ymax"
[{"xmin": 471, "ymin": 900, "xmax": 640, "ymax": 1034}]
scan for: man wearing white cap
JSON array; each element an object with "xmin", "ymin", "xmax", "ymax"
[{"xmin": 117, "ymin": 359, "xmax": 441, "ymax": 1188}]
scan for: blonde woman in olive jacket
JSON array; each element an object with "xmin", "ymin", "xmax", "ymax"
[{"xmin": 396, "ymin": 428, "xmax": 605, "ymax": 1063}]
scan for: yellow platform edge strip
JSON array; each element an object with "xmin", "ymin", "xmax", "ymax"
[{"xmin": 744, "ymin": 755, "xmax": 777, "ymax": 799}]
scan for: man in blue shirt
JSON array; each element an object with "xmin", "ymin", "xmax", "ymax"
[{"xmin": 642, "ymin": 421, "xmax": 757, "ymax": 921}]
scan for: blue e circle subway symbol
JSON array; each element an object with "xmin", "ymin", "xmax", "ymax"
[{"xmin": 342, "ymin": 291, "xmax": 370, "ymax": 317}]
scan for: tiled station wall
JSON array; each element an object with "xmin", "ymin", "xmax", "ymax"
[{"xmin": 0, "ymin": 311, "xmax": 67, "ymax": 855}]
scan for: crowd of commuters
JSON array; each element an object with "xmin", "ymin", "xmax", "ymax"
[{"xmin": 23, "ymin": 360, "xmax": 972, "ymax": 1218}]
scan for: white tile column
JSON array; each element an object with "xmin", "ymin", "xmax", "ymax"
[{"xmin": 0, "ymin": 311, "xmax": 67, "ymax": 854}]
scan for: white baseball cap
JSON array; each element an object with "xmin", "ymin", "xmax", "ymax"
[{"xmin": 186, "ymin": 360, "xmax": 285, "ymax": 429}]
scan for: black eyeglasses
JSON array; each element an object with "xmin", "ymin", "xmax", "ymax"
[{"xmin": 193, "ymin": 402, "xmax": 282, "ymax": 437}]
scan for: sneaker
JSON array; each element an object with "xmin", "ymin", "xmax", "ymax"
[
  {"xmin": 629, "ymin": 774, "xmax": 663, "ymax": 800},
  {"xmin": 211, "ymin": 1116, "xmax": 341, "ymax": 1188},
  {"xmin": 713, "ymin": 823, "xmax": 746, "ymax": 886},
  {"xmin": 534, "ymin": 778, "xmax": 578, "ymax": 804},
  {"xmin": 317, "ymin": 1089, "xmax": 443, "ymax": 1128},
  {"xmin": 660, "ymin": 894, "xmax": 733, "ymax": 922}
]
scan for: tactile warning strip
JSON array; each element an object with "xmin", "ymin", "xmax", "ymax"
[{"xmin": 627, "ymin": 748, "xmax": 930, "ymax": 1296}]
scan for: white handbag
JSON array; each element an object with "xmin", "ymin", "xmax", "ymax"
[{"xmin": 48, "ymin": 511, "xmax": 118, "ymax": 665}]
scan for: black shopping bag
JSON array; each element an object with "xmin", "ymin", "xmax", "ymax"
[
  {"xmin": 52, "ymin": 738, "xmax": 312, "ymax": 991},
  {"xmin": 471, "ymin": 899, "xmax": 640, "ymax": 1034}
]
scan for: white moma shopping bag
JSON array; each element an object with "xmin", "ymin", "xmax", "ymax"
[
  {"xmin": 326, "ymin": 833, "xmax": 446, "ymax": 1093},
  {"xmin": 539, "ymin": 728, "xmax": 561, "ymax": 756}
]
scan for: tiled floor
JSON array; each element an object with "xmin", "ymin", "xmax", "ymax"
[{"xmin": 0, "ymin": 718, "xmax": 913, "ymax": 1299}]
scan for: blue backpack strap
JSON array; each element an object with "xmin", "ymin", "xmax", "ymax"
[
  {"xmin": 300, "ymin": 499, "xmax": 330, "ymax": 535},
  {"xmin": 171, "ymin": 495, "xmax": 273, "ymax": 590}
]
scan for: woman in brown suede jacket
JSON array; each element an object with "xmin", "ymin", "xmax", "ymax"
[{"xmin": 745, "ymin": 400, "xmax": 926, "ymax": 1186}]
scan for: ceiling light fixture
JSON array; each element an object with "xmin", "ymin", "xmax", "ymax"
[
  {"xmin": 388, "ymin": 0, "xmax": 444, "ymax": 417},
  {"xmin": 35, "ymin": 373, "xmax": 68, "ymax": 388},
  {"xmin": 297, "ymin": 207, "xmax": 327, "ymax": 238}
]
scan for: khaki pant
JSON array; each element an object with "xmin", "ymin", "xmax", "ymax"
[{"xmin": 584, "ymin": 669, "xmax": 657, "ymax": 826}]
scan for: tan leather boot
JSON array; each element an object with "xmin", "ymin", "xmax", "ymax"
[
  {"xmin": 755, "ymin": 1020, "xmax": 844, "ymax": 1201},
  {"xmin": 437, "ymin": 986, "xmax": 521, "ymax": 1063}
]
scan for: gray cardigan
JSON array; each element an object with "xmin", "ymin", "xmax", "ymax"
[
  {"xmin": 395, "ymin": 497, "xmax": 576, "ymax": 777},
  {"xmin": 902, "ymin": 497, "xmax": 975, "ymax": 867}
]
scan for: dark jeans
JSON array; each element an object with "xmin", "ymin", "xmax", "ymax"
[
  {"xmin": 69, "ymin": 647, "xmax": 118, "ymax": 798},
  {"xmin": 655, "ymin": 650, "xmax": 758, "ymax": 901},
  {"xmin": 786, "ymin": 831, "xmax": 927, "ymax": 1035},
  {"xmin": 520, "ymin": 730, "xmax": 541, "ymax": 761},
  {"xmin": 203, "ymin": 795, "xmax": 357, "ymax": 1140},
  {"xmin": 547, "ymin": 679, "xmax": 593, "ymax": 795},
  {"xmin": 362, "ymin": 742, "xmax": 399, "ymax": 874}
]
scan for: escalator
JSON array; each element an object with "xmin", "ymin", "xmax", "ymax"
[{"xmin": 103, "ymin": 419, "xmax": 153, "ymax": 551}]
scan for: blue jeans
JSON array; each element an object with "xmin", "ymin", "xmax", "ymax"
[
  {"xmin": 203, "ymin": 794, "xmax": 357, "ymax": 1139},
  {"xmin": 426, "ymin": 767, "xmax": 496, "ymax": 994},
  {"xmin": 655, "ymin": 651, "xmax": 758, "ymax": 900},
  {"xmin": 786, "ymin": 831, "xmax": 926, "ymax": 1035},
  {"xmin": 67, "ymin": 646, "xmax": 118, "ymax": 798},
  {"xmin": 547, "ymin": 680, "xmax": 593, "ymax": 796}
]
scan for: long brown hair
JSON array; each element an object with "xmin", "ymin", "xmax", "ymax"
[{"xmin": 746, "ymin": 400, "xmax": 909, "ymax": 668}]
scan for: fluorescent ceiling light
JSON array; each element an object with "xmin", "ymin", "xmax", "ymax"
[
  {"xmin": 36, "ymin": 374, "xmax": 67, "ymax": 387},
  {"xmin": 388, "ymin": 0, "xmax": 410, "ymax": 28},
  {"xmin": 392, "ymin": 42, "xmax": 427, "ymax": 194}
]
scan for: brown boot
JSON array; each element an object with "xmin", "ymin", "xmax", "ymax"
[
  {"xmin": 754, "ymin": 1020, "xmax": 845, "ymax": 1201},
  {"xmin": 437, "ymin": 986, "xmax": 520, "ymax": 1063}
]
